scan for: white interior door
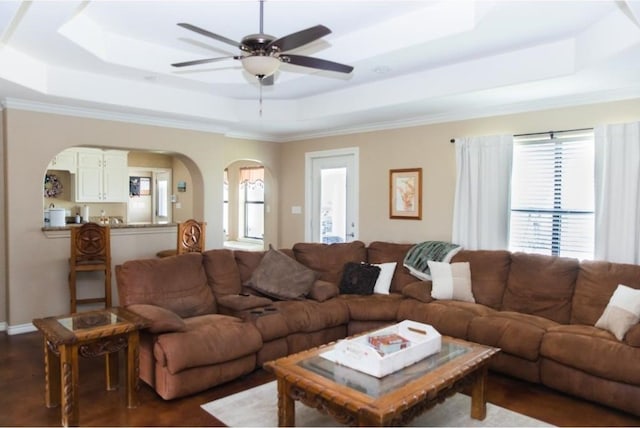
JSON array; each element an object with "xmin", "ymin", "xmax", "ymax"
[{"xmin": 306, "ymin": 148, "xmax": 359, "ymax": 243}]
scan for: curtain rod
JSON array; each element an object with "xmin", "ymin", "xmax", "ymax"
[
  {"xmin": 449, "ymin": 127, "xmax": 593, "ymax": 143},
  {"xmin": 513, "ymin": 127, "xmax": 593, "ymax": 137}
]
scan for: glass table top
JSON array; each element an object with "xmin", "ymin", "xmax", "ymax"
[
  {"xmin": 298, "ymin": 340, "xmax": 469, "ymax": 398},
  {"xmin": 58, "ymin": 311, "xmax": 123, "ymax": 333}
]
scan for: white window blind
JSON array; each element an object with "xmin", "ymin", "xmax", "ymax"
[{"xmin": 509, "ymin": 130, "xmax": 594, "ymax": 259}]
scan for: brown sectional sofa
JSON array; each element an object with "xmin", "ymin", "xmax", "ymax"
[{"xmin": 116, "ymin": 241, "xmax": 640, "ymax": 416}]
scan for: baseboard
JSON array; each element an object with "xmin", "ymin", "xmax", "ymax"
[
  {"xmin": 7, "ymin": 322, "xmax": 36, "ymax": 335},
  {"xmin": 0, "ymin": 321, "xmax": 6, "ymax": 332}
]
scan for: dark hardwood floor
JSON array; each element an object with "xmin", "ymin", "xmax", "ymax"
[{"xmin": 1, "ymin": 331, "xmax": 639, "ymax": 427}]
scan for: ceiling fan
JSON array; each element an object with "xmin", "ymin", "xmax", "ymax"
[{"xmin": 171, "ymin": 0, "xmax": 354, "ymax": 86}]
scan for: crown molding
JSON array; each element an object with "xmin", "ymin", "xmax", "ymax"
[
  {"xmin": 4, "ymin": 85, "xmax": 640, "ymax": 144},
  {"xmin": 280, "ymin": 85, "xmax": 640, "ymax": 142},
  {"xmin": 1, "ymin": 97, "xmax": 238, "ymax": 137}
]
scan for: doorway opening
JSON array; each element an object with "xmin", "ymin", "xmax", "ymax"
[
  {"xmin": 127, "ymin": 168, "xmax": 172, "ymax": 224},
  {"xmin": 305, "ymin": 148, "xmax": 359, "ymax": 243}
]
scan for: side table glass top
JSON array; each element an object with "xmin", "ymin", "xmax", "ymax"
[
  {"xmin": 57, "ymin": 311, "xmax": 123, "ymax": 332},
  {"xmin": 298, "ymin": 339, "xmax": 469, "ymax": 398}
]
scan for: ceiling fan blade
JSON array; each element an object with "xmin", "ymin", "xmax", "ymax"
[
  {"xmin": 177, "ymin": 23, "xmax": 243, "ymax": 49},
  {"xmin": 260, "ymin": 74, "xmax": 274, "ymax": 86},
  {"xmin": 171, "ymin": 56, "xmax": 239, "ymax": 67},
  {"xmin": 268, "ymin": 25, "xmax": 331, "ymax": 53},
  {"xmin": 281, "ymin": 54, "xmax": 354, "ymax": 74}
]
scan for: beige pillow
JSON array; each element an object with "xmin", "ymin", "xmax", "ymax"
[
  {"xmin": 372, "ymin": 262, "xmax": 397, "ymax": 295},
  {"xmin": 595, "ymin": 284, "xmax": 640, "ymax": 340},
  {"xmin": 427, "ymin": 260, "xmax": 475, "ymax": 303},
  {"xmin": 247, "ymin": 246, "xmax": 317, "ymax": 300}
]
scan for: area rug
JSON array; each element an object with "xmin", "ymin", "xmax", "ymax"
[{"xmin": 201, "ymin": 381, "xmax": 551, "ymax": 427}]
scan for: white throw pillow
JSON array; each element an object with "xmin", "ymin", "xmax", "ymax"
[
  {"xmin": 372, "ymin": 262, "xmax": 397, "ymax": 295},
  {"xmin": 595, "ymin": 284, "xmax": 640, "ymax": 340},
  {"xmin": 427, "ymin": 261, "xmax": 475, "ymax": 303}
]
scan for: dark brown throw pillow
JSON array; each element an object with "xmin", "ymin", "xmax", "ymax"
[
  {"xmin": 247, "ymin": 246, "xmax": 318, "ymax": 300},
  {"xmin": 339, "ymin": 262, "xmax": 381, "ymax": 295}
]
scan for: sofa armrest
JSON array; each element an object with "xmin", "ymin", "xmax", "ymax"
[
  {"xmin": 308, "ymin": 280, "xmax": 339, "ymax": 302},
  {"xmin": 217, "ymin": 294, "xmax": 274, "ymax": 312},
  {"xmin": 126, "ymin": 304, "xmax": 186, "ymax": 333},
  {"xmin": 401, "ymin": 281, "xmax": 434, "ymax": 303}
]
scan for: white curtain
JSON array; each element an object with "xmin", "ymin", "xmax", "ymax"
[
  {"xmin": 594, "ymin": 122, "xmax": 640, "ymax": 264},
  {"xmin": 452, "ymin": 134, "xmax": 513, "ymax": 250}
]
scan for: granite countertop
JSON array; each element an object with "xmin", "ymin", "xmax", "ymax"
[{"xmin": 42, "ymin": 222, "xmax": 177, "ymax": 231}]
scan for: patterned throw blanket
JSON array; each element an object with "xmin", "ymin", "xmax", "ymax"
[{"xmin": 403, "ymin": 241, "xmax": 462, "ymax": 280}]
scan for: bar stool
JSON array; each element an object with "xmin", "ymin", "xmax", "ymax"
[
  {"xmin": 69, "ymin": 222, "xmax": 111, "ymax": 313},
  {"xmin": 156, "ymin": 219, "xmax": 206, "ymax": 258}
]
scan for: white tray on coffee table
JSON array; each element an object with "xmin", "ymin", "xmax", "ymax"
[{"xmin": 321, "ymin": 320, "xmax": 442, "ymax": 378}]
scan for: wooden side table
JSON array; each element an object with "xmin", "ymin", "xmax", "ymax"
[{"xmin": 33, "ymin": 307, "xmax": 149, "ymax": 427}]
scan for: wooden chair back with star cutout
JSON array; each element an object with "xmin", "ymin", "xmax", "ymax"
[
  {"xmin": 69, "ymin": 222, "xmax": 111, "ymax": 312},
  {"xmin": 177, "ymin": 219, "xmax": 206, "ymax": 255}
]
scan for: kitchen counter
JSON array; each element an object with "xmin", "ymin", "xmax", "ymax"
[{"xmin": 42, "ymin": 222, "xmax": 177, "ymax": 238}]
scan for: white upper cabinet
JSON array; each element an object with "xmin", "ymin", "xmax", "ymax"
[
  {"xmin": 75, "ymin": 149, "xmax": 128, "ymax": 202},
  {"xmin": 47, "ymin": 149, "xmax": 78, "ymax": 172}
]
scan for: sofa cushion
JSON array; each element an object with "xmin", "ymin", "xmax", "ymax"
[
  {"xmin": 127, "ymin": 304, "xmax": 186, "ymax": 333},
  {"xmin": 202, "ymin": 249, "xmax": 242, "ymax": 296},
  {"xmin": 116, "ymin": 252, "xmax": 216, "ymax": 318},
  {"xmin": 293, "ymin": 241, "xmax": 367, "ymax": 284},
  {"xmin": 397, "ymin": 299, "xmax": 476, "ymax": 339},
  {"xmin": 595, "ymin": 284, "xmax": 640, "ymax": 340},
  {"xmin": 572, "ymin": 260, "xmax": 640, "ymax": 325},
  {"xmin": 541, "ymin": 324, "xmax": 640, "ymax": 385},
  {"xmin": 308, "ymin": 280, "xmax": 339, "ymax": 302},
  {"xmin": 468, "ymin": 311, "xmax": 558, "ymax": 361},
  {"xmin": 367, "ymin": 242, "xmax": 416, "ymax": 293},
  {"xmin": 216, "ymin": 294, "xmax": 273, "ymax": 312},
  {"xmin": 502, "ymin": 252, "xmax": 579, "ymax": 324},
  {"xmin": 234, "ymin": 250, "xmax": 266, "ymax": 284},
  {"xmin": 338, "ymin": 293, "xmax": 403, "ymax": 321},
  {"xmin": 154, "ymin": 314, "xmax": 262, "ymax": 374},
  {"xmin": 401, "ymin": 281, "xmax": 433, "ymax": 303},
  {"xmin": 274, "ymin": 299, "xmax": 349, "ymax": 333},
  {"xmin": 428, "ymin": 261, "xmax": 474, "ymax": 302},
  {"xmin": 247, "ymin": 246, "xmax": 317, "ymax": 300},
  {"xmin": 624, "ymin": 323, "xmax": 640, "ymax": 347},
  {"xmin": 451, "ymin": 250, "xmax": 511, "ymax": 310}
]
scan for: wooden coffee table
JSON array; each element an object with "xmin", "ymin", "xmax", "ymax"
[
  {"xmin": 264, "ymin": 335, "xmax": 499, "ymax": 427},
  {"xmin": 32, "ymin": 307, "xmax": 149, "ymax": 427}
]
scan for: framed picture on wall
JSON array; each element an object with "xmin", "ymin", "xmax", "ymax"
[{"xmin": 389, "ymin": 168, "xmax": 422, "ymax": 220}]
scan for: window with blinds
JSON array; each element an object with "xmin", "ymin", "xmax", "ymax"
[{"xmin": 509, "ymin": 130, "xmax": 594, "ymax": 259}]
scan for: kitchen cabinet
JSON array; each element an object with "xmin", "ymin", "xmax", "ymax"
[
  {"xmin": 47, "ymin": 149, "xmax": 77, "ymax": 172},
  {"xmin": 75, "ymin": 149, "xmax": 129, "ymax": 202}
]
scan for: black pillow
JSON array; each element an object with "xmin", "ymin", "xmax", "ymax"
[{"xmin": 340, "ymin": 262, "xmax": 381, "ymax": 295}]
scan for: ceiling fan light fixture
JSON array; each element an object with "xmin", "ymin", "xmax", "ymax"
[{"xmin": 242, "ymin": 55, "xmax": 280, "ymax": 77}]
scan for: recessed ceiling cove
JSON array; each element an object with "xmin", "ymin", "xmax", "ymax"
[{"xmin": 1, "ymin": 1, "xmax": 640, "ymax": 141}]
